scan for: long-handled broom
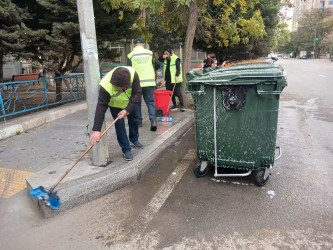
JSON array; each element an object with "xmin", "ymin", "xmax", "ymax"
[{"xmin": 29, "ymin": 116, "xmax": 120, "ymax": 210}]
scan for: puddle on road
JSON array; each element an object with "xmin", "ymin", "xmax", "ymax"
[{"xmin": 282, "ymin": 98, "xmax": 333, "ymax": 123}]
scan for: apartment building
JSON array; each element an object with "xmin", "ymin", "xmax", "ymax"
[{"xmin": 292, "ymin": 0, "xmax": 333, "ymax": 30}]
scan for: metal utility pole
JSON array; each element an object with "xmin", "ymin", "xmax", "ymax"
[{"xmin": 77, "ymin": 0, "xmax": 109, "ymax": 166}]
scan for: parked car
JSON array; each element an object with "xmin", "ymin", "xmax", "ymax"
[
  {"xmin": 301, "ymin": 55, "xmax": 307, "ymax": 59},
  {"xmin": 258, "ymin": 57, "xmax": 274, "ymax": 63}
]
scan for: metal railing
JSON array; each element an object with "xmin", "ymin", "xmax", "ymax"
[
  {"xmin": 0, "ymin": 60, "xmax": 203, "ymax": 119},
  {"xmin": 0, "ymin": 74, "xmax": 85, "ymax": 119},
  {"xmin": 100, "ymin": 60, "xmax": 202, "ymax": 78},
  {"xmin": 100, "ymin": 63, "xmax": 126, "ymax": 78}
]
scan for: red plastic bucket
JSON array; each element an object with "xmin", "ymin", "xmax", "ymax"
[{"xmin": 154, "ymin": 90, "xmax": 172, "ymax": 116}]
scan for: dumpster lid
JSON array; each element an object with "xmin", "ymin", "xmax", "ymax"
[{"xmin": 187, "ymin": 60, "xmax": 287, "ymax": 85}]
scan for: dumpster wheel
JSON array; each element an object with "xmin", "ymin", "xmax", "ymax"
[
  {"xmin": 193, "ymin": 162, "xmax": 209, "ymax": 177},
  {"xmin": 255, "ymin": 168, "xmax": 270, "ymax": 187}
]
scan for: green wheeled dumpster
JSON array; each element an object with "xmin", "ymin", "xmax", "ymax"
[{"xmin": 186, "ymin": 61, "xmax": 287, "ymax": 186}]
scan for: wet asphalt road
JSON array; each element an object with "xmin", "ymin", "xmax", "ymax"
[{"xmin": 1, "ymin": 58, "xmax": 333, "ymax": 249}]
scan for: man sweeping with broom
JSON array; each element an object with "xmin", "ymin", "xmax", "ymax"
[
  {"xmin": 29, "ymin": 67, "xmax": 142, "ymax": 210},
  {"xmin": 90, "ymin": 66, "xmax": 143, "ymax": 161}
]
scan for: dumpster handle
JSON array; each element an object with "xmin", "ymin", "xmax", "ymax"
[
  {"xmin": 256, "ymin": 82, "xmax": 285, "ymax": 95},
  {"xmin": 214, "ymin": 87, "xmax": 218, "ymax": 176},
  {"xmin": 275, "ymin": 146, "xmax": 282, "ymax": 160},
  {"xmin": 214, "ymin": 170, "xmax": 252, "ymax": 178}
]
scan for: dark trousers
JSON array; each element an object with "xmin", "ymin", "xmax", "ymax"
[
  {"xmin": 166, "ymin": 81, "xmax": 184, "ymax": 106},
  {"xmin": 137, "ymin": 86, "xmax": 156, "ymax": 121},
  {"xmin": 109, "ymin": 107, "xmax": 139, "ymax": 153}
]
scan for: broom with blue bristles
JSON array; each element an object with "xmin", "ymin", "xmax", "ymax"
[
  {"xmin": 30, "ymin": 116, "xmax": 120, "ymax": 209},
  {"xmin": 159, "ymin": 83, "xmax": 176, "ymax": 122}
]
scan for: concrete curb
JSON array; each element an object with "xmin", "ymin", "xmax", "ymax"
[
  {"xmin": 26, "ymin": 114, "xmax": 194, "ymax": 218},
  {"xmin": 0, "ymin": 101, "xmax": 87, "ymax": 140}
]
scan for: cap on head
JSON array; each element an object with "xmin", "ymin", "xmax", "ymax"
[
  {"xmin": 164, "ymin": 48, "xmax": 173, "ymax": 55},
  {"xmin": 110, "ymin": 67, "xmax": 131, "ymax": 89},
  {"xmin": 134, "ymin": 37, "xmax": 144, "ymax": 44}
]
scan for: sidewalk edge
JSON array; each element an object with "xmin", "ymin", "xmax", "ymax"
[
  {"xmin": 0, "ymin": 101, "xmax": 87, "ymax": 140},
  {"xmin": 26, "ymin": 114, "xmax": 194, "ymax": 218}
]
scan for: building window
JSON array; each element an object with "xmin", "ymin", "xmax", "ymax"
[
  {"xmin": 321, "ymin": 1, "xmax": 325, "ymax": 7},
  {"xmin": 329, "ymin": 1, "xmax": 333, "ymax": 5}
]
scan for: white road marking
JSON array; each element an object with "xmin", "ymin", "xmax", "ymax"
[
  {"xmin": 132, "ymin": 149, "xmax": 196, "ymax": 232},
  {"xmin": 319, "ymin": 75, "xmax": 326, "ymax": 77},
  {"xmin": 267, "ymin": 190, "xmax": 276, "ymax": 199}
]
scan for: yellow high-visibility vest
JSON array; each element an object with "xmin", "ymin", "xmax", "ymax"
[
  {"xmin": 100, "ymin": 66, "xmax": 135, "ymax": 109},
  {"xmin": 127, "ymin": 46, "xmax": 155, "ymax": 87},
  {"xmin": 164, "ymin": 54, "xmax": 183, "ymax": 84}
]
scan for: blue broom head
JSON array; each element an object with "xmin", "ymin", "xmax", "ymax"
[
  {"xmin": 158, "ymin": 116, "xmax": 173, "ymax": 122},
  {"xmin": 47, "ymin": 194, "xmax": 61, "ymax": 210},
  {"xmin": 29, "ymin": 186, "xmax": 61, "ymax": 210},
  {"xmin": 30, "ymin": 186, "xmax": 49, "ymax": 200}
]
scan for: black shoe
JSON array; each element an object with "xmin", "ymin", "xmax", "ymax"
[
  {"xmin": 123, "ymin": 151, "xmax": 133, "ymax": 161},
  {"xmin": 170, "ymin": 105, "xmax": 178, "ymax": 110},
  {"xmin": 138, "ymin": 120, "xmax": 142, "ymax": 127},
  {"xmin": 150, "ymin": 119, "xmax": 157, "ymax": 131},
  {"xmin": 180, "ymin": 105, "xmax": 185, "ymax": 112},
  {"xmin": 131, "ymin": 141, "xmax": 143, "ymax": 149}
]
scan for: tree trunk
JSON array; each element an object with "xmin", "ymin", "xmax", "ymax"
[
  {"xmin": 0, "ymin": 52, "xmax": 4, "ymax": 83},
  {"xmin": 55, "ymin": 54, "xmax": 74, "ymax": 102},
  {"xmin": 216, "ymin": 53, "xmax": 221, "ymax": 65},
  {"xmin": 55, "ymin": 72, "xmax": 62, "ymax": 102},
  {"xmin": 142, "ymin": 8, "xmax": 146, "ymax": 26},
  {"xmin": 182, "ymin": 1, "xmax": 200, "ymax": 107}
]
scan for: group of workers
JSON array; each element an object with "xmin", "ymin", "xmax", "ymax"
[{"xmin": 90, "ymin": 38, "xmax": 185, "ymax": 161}]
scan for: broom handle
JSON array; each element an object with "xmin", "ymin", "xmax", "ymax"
[
  {"xmin": 166, "ymin": 83, "xmax": 176, "ymax": 114},
  {"xmin": 51, "ymin": 116, "xmax": 121, "ymax": 190}
]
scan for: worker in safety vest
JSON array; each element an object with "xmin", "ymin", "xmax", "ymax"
[
  {"xmin": 127, "ymin": 38, "xmax": 161, "ymax": 131},
  {"xmin": 90, "ymin": 66, "xmax": 143, "ymax": 161},
  {"xmin": 160, "ymin": 48, "xmax": 185, "ymax": 111}
]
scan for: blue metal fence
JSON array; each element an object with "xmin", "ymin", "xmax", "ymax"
[
  {"xmin": 1, "ymin": 61, "xmax": 202, "ymax": 119},
  {"xmin": 0, "ymin": 74, "xmax": 85, "ymax": 119},
  {"xmin": 100, "ymin": 63, "xmax": 126, "ymax": 78}
]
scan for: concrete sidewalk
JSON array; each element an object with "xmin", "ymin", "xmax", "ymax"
[
  {"xmin": 0, "ymin": 101, "xmax": 88, "ymax": 140},
  {"xmin": 0, "ymin": 101, "xmax": 194, "ymax": 217}
]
